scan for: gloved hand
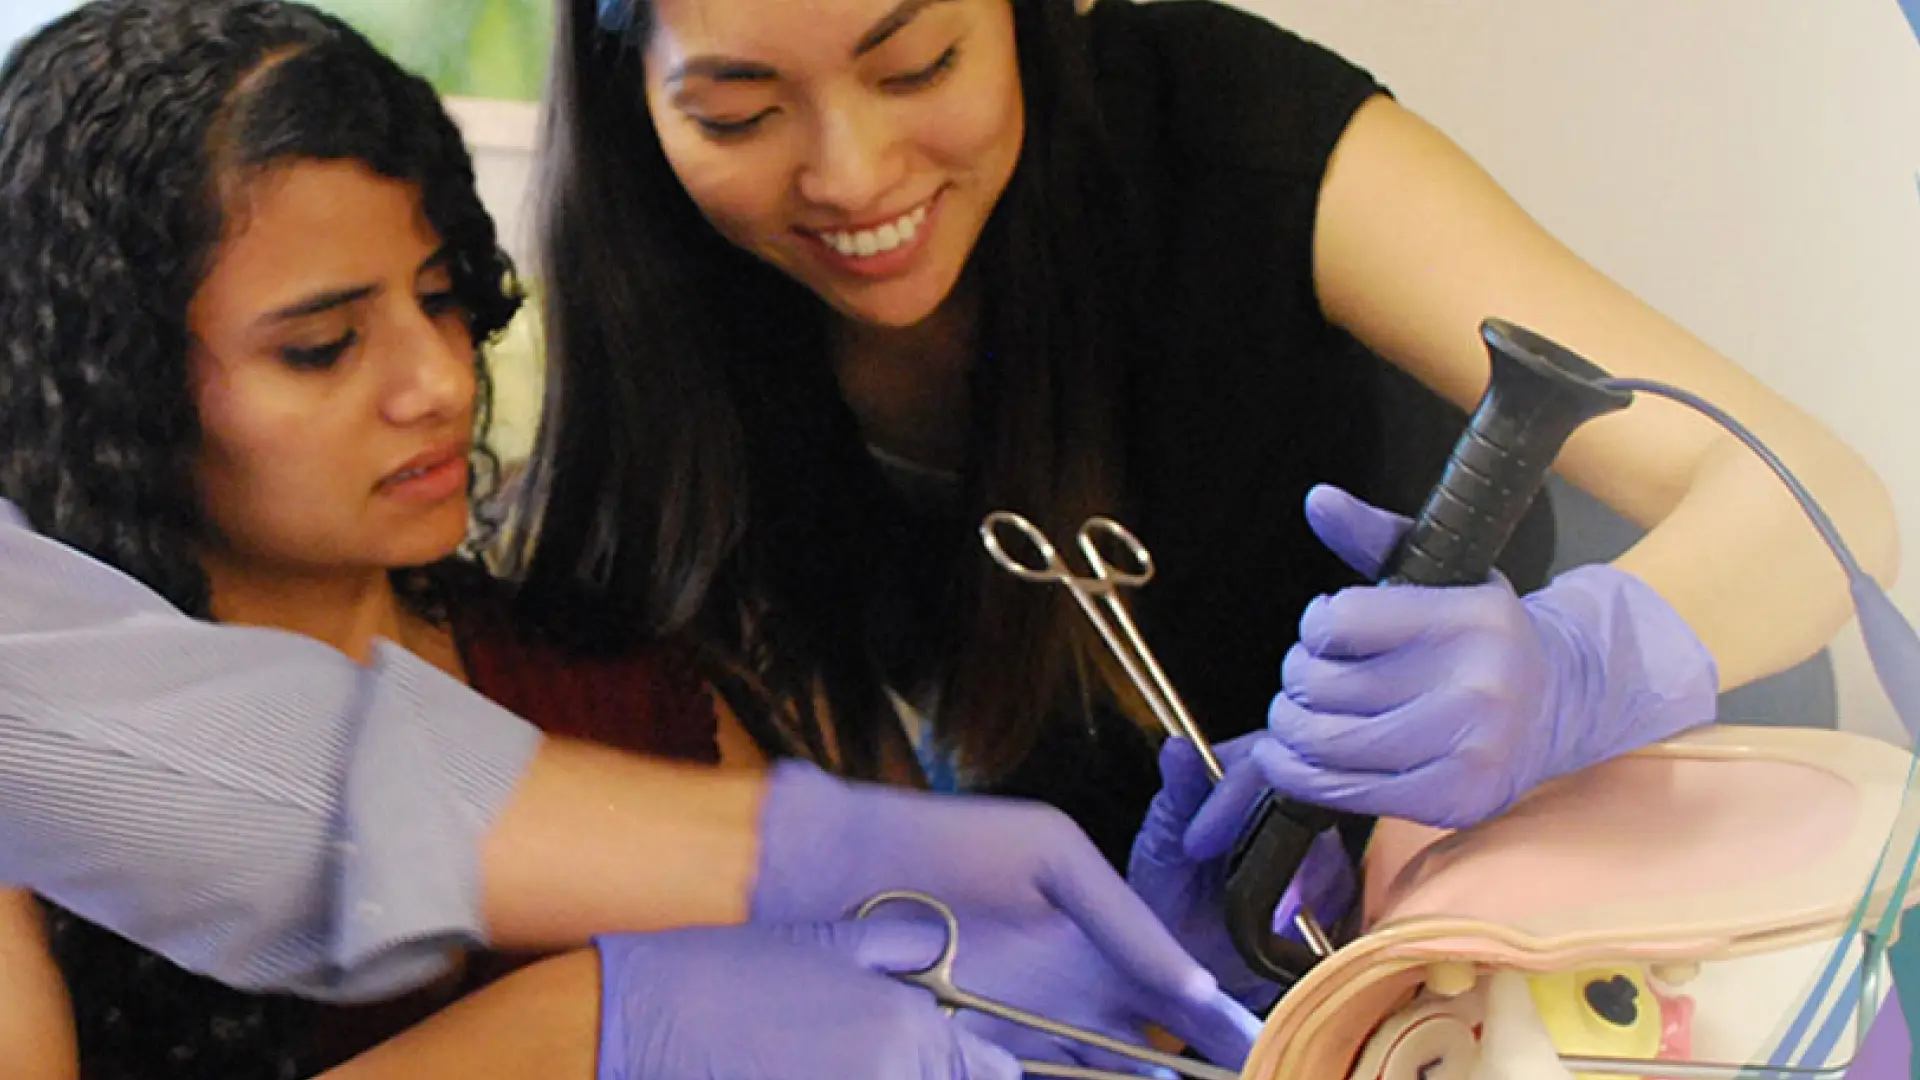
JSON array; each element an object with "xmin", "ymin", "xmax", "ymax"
[
  {"xmin": 752, "ymin": 759, "xmax": 1228, "ymax": 1027},
  {"xmin": 1188, "ymin": 484, "xmax": 1717, "ymax": 847},
  {"xmin": 1129, "ymin": 737, "xmax": 1355, "ymax": 1012},
  {"xmin": 594, "ymin": 920, "xmax": 1019, "ymax": 1080},
  {"xmin": 861, "ymin": 898, "xmax": 1261, "ymax": 1072}
]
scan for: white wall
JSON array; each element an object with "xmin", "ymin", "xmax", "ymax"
[
  {"xmin": 1236, "ymin": 0, "xmax": 1920, "ymax": 744},
  {"xmin": 0, "ymin": 0, "xmax": 69, "ymax": 53},
  {"xmin": 444, "ymin": 100, "xmax": 544, "ymax": 464}
]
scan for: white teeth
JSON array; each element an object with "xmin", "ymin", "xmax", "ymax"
[{"xmin": 819, "ymin": 202, "xmax": 929, "ymax": 259}]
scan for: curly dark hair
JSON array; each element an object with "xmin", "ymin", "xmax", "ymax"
[
  {"xmin": 0, "ymin": 0, "xmax": 522, "ymax": 620},
  {"xmin": 0, "ymin": 1, "xmax": 523, "ymax": 1076}
]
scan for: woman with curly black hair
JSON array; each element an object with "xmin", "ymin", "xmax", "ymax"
[
  {"xmin": 0, "ymin": 1, "xmax": 729, "ymax": 1075},
  {"xmin": 0, "ymin": 3, "xmax": 1261, "ymax": 1078}
]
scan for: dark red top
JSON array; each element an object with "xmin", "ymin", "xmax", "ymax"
[{"xmin": 454, "ymin": 592, "xmax": 719, "ymax": 764}]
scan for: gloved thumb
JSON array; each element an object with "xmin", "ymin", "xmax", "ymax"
[
  {"xmin": 1181, "ymin": 750, "xmax": 1277, "ymax": 861},
  {"xmin": 1131, "ymin": 738, "xmax": 1216, "ymax": 872},
  {"xmin": 774, "ymin": 918, "xmax": 949, "ymax": 976},
  {"xmin": 1303, "ymin": 484, "xmax": 1411, "ymax": 580},
  {"xmin": 1155, "ymin": 737, "xmax": 1216, "ymax": 823}
]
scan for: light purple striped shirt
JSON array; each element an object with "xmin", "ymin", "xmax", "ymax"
[{"xmin": 0, "ymin": 498, "xmax": 543, "ymax": 1003}]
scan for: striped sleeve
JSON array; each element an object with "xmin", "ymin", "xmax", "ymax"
[{"xmin": 0, "ymin": 499, "xmax": 543, "ymax": 1003}]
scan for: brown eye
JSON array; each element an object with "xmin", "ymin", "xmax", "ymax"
[
  {"xmin": 281, "ymin": 331, "xmax": 357, "ymax": 371},
  {"xmin": 421, "ymin": 290, "xmax": 465, "ymax": 318},
  {"xmin": 694, "ymin": 109, "xmax": 777, "ymax": 138},
  {"xmin": 884, "ymin": 45, "xmax": 958, "ymax": 91}
]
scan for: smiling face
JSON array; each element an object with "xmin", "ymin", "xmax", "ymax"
[
  {"xmin": 640, "ymin": 0, "xmax": 1025, "ymax": 329},
  {"xmin": 189, "ymin": 158, "xmax": 480, "ymax": 583}
]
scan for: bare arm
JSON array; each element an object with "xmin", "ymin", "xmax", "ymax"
[
  {"xmin": 0, "ymin": 889, "xmax": 78, "ymax": 1080},
  {"xmin": 0, "ymin": 503, "xmax": 764, "ymax": 995},
  {"xmin": 317, "ymin": 951, "xmax": 600, "ymax": 1080},
  {"xmin": 478, "ymin": 740, "xmax": 761, "ymax": 948},
  {"xmin": 1312, "ymin": 95, "xmax": 1900, "ymax": 690}
]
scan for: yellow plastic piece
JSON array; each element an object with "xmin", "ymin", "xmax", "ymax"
[{"xmin": 1527, "ymin": 964, "xmax": 1661, "ymax": 1076}]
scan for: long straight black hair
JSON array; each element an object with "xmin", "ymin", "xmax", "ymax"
[{"xmin": 513, "ymin": 0, "xmax": 1149, "ymax": 779}]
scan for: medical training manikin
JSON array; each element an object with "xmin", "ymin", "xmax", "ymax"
[{"xmin": 1243, "ymin": 724, "xmax": 1920, "ymax": 1080}]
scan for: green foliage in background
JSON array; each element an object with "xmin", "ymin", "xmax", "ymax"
[{"xmin": 307, "ymin": 0, "xmax": 553, "ymax": 101}]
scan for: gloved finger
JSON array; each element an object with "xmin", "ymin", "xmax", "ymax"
[
  {"xmin": 1269, "ymin": 830, "xmax": 1355, "ymax": 944},
  {"xmin": 955, "ymin": 1008, "xmax": 1169, "ymax": 1079},
  {"xmin": 1035, "ymin": 839, "xmax": 1224, "ymax": 1009},
  {"xmin": 1065, "ymin": 1038, "xmax": 1180, "ymax": 1080},
  {"xmin": 1236, "ymin": 738, "xmax": 1504, "ymax": 827},
  {"xmin": 952, "ymin": 1027, "xmax": 1024, "ymax": 1080},
  {"xmin": 1264, "ymin": 692, "xmax": 1463, "ymax": 774},
  {"xmin": 1278, "ymin": 635, "xmax": 1466, "ymax": 716},
  {"xmin": 778, "ymin": 918, "xmax": 949, "ymax": 976},
  {"xmin": 1181, "ymin": 748, "xmax": 1279, "ymax": 860},
  {"xmin": 1132, "ymin": 738, "xmax": 1216, "ymax": 870},
  {"xmin": 1158, "ymin": 986, "xmax": 1260, "ymax": 1069},
  {"xmin": 953, "ymin": 1011, "xmax": 1069, "ymax": 1068},
  {"xmin": 1080, "ymin": 1059, "xmax": 1177, "ymax": 1080},
  {"xmin": 1157, "ymin": 737, "xmax": 1217, "ymax": 819},
  {"xmin": 1207, "ymin": 730, "xmax": 1269, "ymax": 775},
  {"xmin": 1303, "ymin": 483, "xmax": 1412, "ymax": 579},
  {"xmin": 1296, "ymin": 580, "xmax": 1510, "ymax": 660}
]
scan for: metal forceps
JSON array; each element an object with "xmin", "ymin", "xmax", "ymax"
[
  {"xmin": 855, "ymin": 890, "xmax": 1241, "ymax": 1080},
  {"xmin": 978, "ymin": 512, "xmax": 1333, "ymax": 959},
  {"xmin": 979, "ymin": 512, "xmax": 1224, "ymax": 779}
]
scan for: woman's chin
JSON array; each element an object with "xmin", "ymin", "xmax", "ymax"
[
  {"xmin": 812, "ymin": 256, "xmax": 968, "ymax": 332},
  {"xmin": 381, "ymin": 519, "xmax": 475, "ymax": 570},
  {"xmin": 826, "ymin": 287, "xmax": 949, "ymax": 331}
]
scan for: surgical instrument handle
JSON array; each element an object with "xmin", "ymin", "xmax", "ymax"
[
  {"xmin": 1382, "ymin": 319, "xmax": 1633, "ymax": 587},
  {"xmin": 1223, "ymin": 318, "xmax": 1634, "ymax": 988}
]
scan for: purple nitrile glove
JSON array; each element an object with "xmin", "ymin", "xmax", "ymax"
[
  {"xmin": 1188, "ymin": 483, "xmax": 1718, "ymax": 850},
  {"xmin": 860, "ymin": 898, "xmax": 1261, "ymax": 1073},
  {"xmin": 593, "ymin": 920, "xmax": 1019, "ymax": 1080},
  {"xmin": 751, "ymin": 760, "xmax": 1229, "ymax": 1028},
  {"xmin": 1129, "ymin": 736, "xmax": 1356, "ymax": 1012}
]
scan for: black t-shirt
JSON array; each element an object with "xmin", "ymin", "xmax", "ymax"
[{"xmin": 980, "ymin": 0, "xmax": 1557, "ymax": 867}]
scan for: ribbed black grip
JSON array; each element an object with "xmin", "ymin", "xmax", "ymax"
[
  {"xmin": 1223, "ymin": 318, "xmax": 1629, "ymax": 988},
  {"xmin": 1383, "ymin": 320, "xmax": 1630, "ymax": 587}
]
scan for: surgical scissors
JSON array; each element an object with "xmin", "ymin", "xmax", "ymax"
[
  {"xmin": 978, "ymin": 511, "xmax": 1334, "ymax": 960},
  {"xmin": 854, "ymin": 890, "xmax": 1242, "ymax": 1080}
]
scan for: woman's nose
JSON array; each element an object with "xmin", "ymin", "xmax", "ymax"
[
  {"xmin": 795, "ymin": 98, "xmax": 907, "ymax": 213},
  {"xmin": 383, "ymin": 312, "xmax": 475, "ymax": 425}
]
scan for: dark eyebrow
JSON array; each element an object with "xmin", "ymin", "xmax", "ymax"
[
  {"xmin": 259, "ymin": 284, "xmax": 377, "ymax": 325},
  {"xmin": 255, "ymin": 248, "xmax": 449, "ymax": 327},
  {"xmin": 667, "ymin": 0, "xmax": 957, "ymax": 85},
  {"xmin": 665, "ymin": 56, "xmax": 779, "ymax": 86},
  {"xmin": 853, "ymin": 0, "xmax": 956, "ymax": 57}
]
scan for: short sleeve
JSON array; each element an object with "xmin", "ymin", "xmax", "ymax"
[
  {"xmin": 0, "ymin": 506, "xmax": 542, "ymax": 1001},
  {"xmin": 1091, "ymin": 0, "xmax": 1388, "ymax": 177}
]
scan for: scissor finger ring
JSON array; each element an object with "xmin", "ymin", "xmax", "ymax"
[
  {"xmin": 1076, "ymin": 517, "xmax": 1154, "ymax": 585},
  {"xmin": 981, "ymin": 511, "xmax": 1066, "ymax": 582}
]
